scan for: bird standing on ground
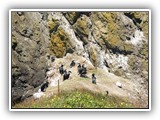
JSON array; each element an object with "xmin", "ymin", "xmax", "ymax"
[
  {"xmin": 77, "ymin": 63, "xmax": 82, "ymax": 75},
  {"xmin": 70, "ymin": 60, "xmax": 76, "ymax": 68},
  {"xmin": 63, "ymin": 71, "xmax": 72, "ymax": 81},
  {"xmin": 92, "ymin": 73, "xmax": 96, "ymax": 84},
  {"xmin": 59, "ymin": 65, "xmax": 64, "ymax": 75}
]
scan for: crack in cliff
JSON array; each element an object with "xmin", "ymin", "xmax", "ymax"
[{"xmin": 124, "ymin": 12, "xmax": 142, "ymax": 31}]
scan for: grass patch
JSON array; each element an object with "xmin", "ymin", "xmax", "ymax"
[{"xmin": 13, "ymin": 89, "xmax": 133, "ymax": 108}]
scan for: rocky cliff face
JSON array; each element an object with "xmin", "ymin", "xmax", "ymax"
[
  {"xmin": 11, "ymin": 12, "xmax": 51, "ymax": 103},
  {"xmin": 11, "ymin": 11, "xmax": 149, "ymax": 105}
]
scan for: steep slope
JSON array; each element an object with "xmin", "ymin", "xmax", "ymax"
[{"xmin": 40, "ymin": 53, "xmax": 148, "ymax": 108}]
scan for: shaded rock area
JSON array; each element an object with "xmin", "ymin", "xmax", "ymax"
[
  {"xmin": 11, "ymin": 11, "xmax": 149, "ymax": 107},
  {"xmin": 11, "ymin": 12, "xmax": 50, "ymax": 104}
]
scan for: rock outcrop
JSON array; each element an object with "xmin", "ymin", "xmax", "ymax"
[
  {"xmin": 11, "ymin": 11, "xmax": 149, "ymax": 107},
  {"xmin": 11, "ymin": 12, "xmax": 50, "ymax": 103}
]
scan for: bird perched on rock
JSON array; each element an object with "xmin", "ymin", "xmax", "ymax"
[
  {"xmin": 63, "ymin": 71, "xmax": 72, "ymax": 81},
  {"xmin": 40, "ymin": 81, "xmax": 49, "ymax": 92},
  {"xmin": 59, "ymin": 64, "xmax": 64, "ymax": 75},
  {"xmin": 92, "ymin": 73, "xmax": 96, "ymax": 84},
  {"xmin": 70, "ymin": 60, "xmax": 76, "ymax": 68}
]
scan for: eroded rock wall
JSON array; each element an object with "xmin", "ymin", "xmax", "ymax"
[
  {"xmin": 11, "ymin": 12, "xmax": 50, "ymax": 103},
  {"xmin": 11, "ymin": 11, "xmax": 149, "ymax": 104}
]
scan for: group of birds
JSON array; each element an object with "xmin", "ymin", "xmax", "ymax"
[
  {"xmin": 40, "ymin": 60, "xmax": 97, "ymax": 93},
  {"xmin": 59, "ymin": 60, "xmax": 97, "ymax": 84},
  {"xmin": 59, "ymin": 64, "xmax": 72, "ymax": 81}
]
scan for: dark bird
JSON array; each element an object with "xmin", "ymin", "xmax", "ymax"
[
  {"xmin": 106, "ymin": 90, "xmax": 109, "ymax": 96},
  {"xmin": 63, "ymin": 71, "xmax": 72, "ymax": 81},
  {"xmin": 81, "ymin": 64, "xmax": 87, "ymax": 74},
  {"xmin": 92, "ymin": 73, "xmax": 96, "ymax": 84},
  {"xmin": 59, "ymin": 65, "xmax": 64, "ymax": 75},
  {"xmin": 80, "ymin": 64, "xmax": 87, "ymax": 78},
  {"xmin": 77, "ymin": 63, "xmax": 82, "ymax": 75},
  {"xmin": 45, "ymin": 68, "xmax": 50, "ymax": 73},
  {"xmin": 70, "ymin": 60, "xmax": 76, "ymax": 68},
  {"xmin": 40, "ymin": 81, "xmax": 49, "ymax": 92}
]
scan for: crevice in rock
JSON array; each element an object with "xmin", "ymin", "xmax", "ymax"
[
  {"xmin": 124, "ymin": 12, "xmax": 142, "ymax": 31},
  {"xmin": 12, "ymin": 42, "xmax": 17, "ymax": 50},
  {"xmin": 104, "ymin": 41, "xmax": 133, "ymax": 55}
]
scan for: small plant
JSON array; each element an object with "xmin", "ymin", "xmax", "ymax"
[{"xmin": 13, "ymin": 89, "xmax": 133, "ymax": 108}]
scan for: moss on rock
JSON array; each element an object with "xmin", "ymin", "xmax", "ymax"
[
  {"xmin": 132, "ymin": 12, "xmax": 149, "ymax": 39},
  {"xmin": 73, "ymin": 15, "xmax": 90, "ymax": 44},
  {"xmin": 92, "ymin": 12, "xmax": 135, "ymax": 54},
  {"xmin": 47, "ymin": 18, "xmax": 59, "ymax": 33},
  {"xmin": 124, "ymin": 12, "xmax": 149, "ymax": 39},
  {"xmin": 49, "ymin": 26, "xmax": 73, "ymax": 58},
  {"xmin": 63, "ymin": 12, "xmax": 80, "ymax": 25},
  {"xmin": 89, "ymin": 47, "xmax": 98, "ymax": 67},
  {"xmin": 12, "ymin": 34, "xmax": 18, "ymax": 50},
  {"xmin": 139, "ymin": 43, "xmax": 148, "ymax": 59}
]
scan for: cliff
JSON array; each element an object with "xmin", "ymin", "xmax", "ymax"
[{"xmin": 11, "ymin": 11, "xmax": 149, "ymax": 108}]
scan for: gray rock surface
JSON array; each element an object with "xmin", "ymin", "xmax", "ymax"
[
  {"xmin": 11, "ymin": 11, "xmax": 149, "ymax": 106},
  {"xmin": 11, "ymin": 12, "xmax": 50, "ymax": 104}
]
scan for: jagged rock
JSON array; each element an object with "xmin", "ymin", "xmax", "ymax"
[
  {"xmin": 11, "ymin": 12, "xmax": 50, "ymax": 104},
  {"xmin": 12, "ymin": 87, "xmax": 24, "ymax": 103},
  {"xmin": 47, "ymin": 12, "xmax": 84, "ymax": 57},
  {"xmin": 73, "ymin": 15, "xmax": 92, "ymax": 45},
  {"xmin": 11, "ymin": 11, "xmax": 149, "ymax": 106},
  {"xmin": 63, "ymin": 12, "xmax": 80, "ymax": 25}
]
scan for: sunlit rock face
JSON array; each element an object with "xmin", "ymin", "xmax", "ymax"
[{"xmin": 11, "ymin": 11, "xmax": 149, "ymax": 105}]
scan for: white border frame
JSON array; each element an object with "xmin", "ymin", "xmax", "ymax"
[{"xmin": 9, "ymin": 9, "xmax": 151, "ymax": 111}]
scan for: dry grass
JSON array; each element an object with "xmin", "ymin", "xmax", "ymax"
[{"xmin": 13, "ymin": 53, "xmax": 145, "ymax": 108}]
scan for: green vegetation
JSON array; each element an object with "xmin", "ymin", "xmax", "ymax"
[{"xmin": 13, "ymin": 90, "xmax": 133, "ymax": 108}]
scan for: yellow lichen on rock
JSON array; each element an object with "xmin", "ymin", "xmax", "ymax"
[
  {"xmin": 89, "ymin": 47, "xmax": 98, "ymax": 67},
  {"xmin": 73, "ymin": 15, "xmax": 89, "ymax": 37},
  {"xmin": 125, "ymin": 12, "xmax": 149, "ymax": 39},
  {"xmin": 12, "ymin": 34, "xmax": 17, "ymax": 43},
  {"xmin": 49, "ymin": 33, "xmax": 65, "ymax": 58},
  {"xmin": 101, "ymin": 12, "xmax": 123, "ymax": 49},
  {"xmin": 64, "ymin": 12, "xmax": 80, "ymax": 24},
  {"xmin": 49, "ymin": 26, "xmax": 73, "ymax": 58},
  {"xmin": 132, "ymin": 12, "xmax": 149, "ymax": 39},
  {"xmin": 47, "ymin": 18, "xmax": 59, "ymax": 33}
]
